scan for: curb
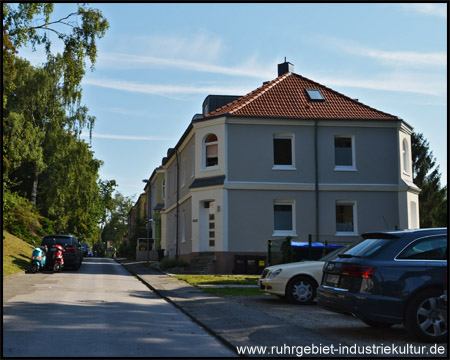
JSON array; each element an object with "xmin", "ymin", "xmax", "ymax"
[{"xmin": 117, "ymin": 260, "xmax": 240, "ymax": 357}]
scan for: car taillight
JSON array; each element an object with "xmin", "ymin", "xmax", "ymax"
[
  {"xmin": 65, "ymin": 246, "xmax": 76, "ymax": 252},
  {"xmin": 342, "ymin": 265, "xmax": 376, "ymax": 279}
]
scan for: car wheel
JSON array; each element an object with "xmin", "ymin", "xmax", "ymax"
[
  {"xmin": 361, "ymin": 319, "xmax": 393, "ymax": 328},
  {"xmin": 404, "ymin": 288, "xmax": 447, "ymax": 343},
  {"xmin": 286, "ymin": 276, "xmax": 317, "ymax": 305}
]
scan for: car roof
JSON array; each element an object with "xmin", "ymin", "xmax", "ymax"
[{"xmin": 362, "ymin": 228, "xmax": 447, "ymax": 239}]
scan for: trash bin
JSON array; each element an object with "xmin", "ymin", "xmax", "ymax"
[
  {"xmin": 246, "ymin": 256, "xmax": 260, "ymax": 274},
  {"xmin": 234, "ymin": 255, "xmax": 247, "ymax": 274},
  {"xmin": 257, "ymin": 256, "xmax": 266, "ymax": 274}
]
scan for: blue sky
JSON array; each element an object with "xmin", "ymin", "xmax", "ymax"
[{"xmin": 19, "ymin": 3, "xmax": 447, "ymax": 201}]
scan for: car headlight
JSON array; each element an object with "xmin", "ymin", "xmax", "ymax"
[{"xmin": 268, "ymin": 269, "xmax": 282, "ymax": 279}]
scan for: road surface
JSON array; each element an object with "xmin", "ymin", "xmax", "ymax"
[{"xmin": 3, "ymin": 258, "xmax": 235, "ymax": 357}]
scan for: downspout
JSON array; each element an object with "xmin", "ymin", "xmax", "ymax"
[
  {"xmin": 314, "ymin": 119, "xmax": 319, "ymax": 238},
  {"xmin": 175, "ymin": 150, "xmax": 180, "ymax": 259}
]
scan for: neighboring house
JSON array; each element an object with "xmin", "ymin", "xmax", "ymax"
[
  {"xmin": 159, "ymin": 60, "xmax": 420, "ymax": 273},
  {"xmin": 148, "ymin": 166, "xmax": 166, "ymax": 252},
  {"xmin": 126, "ymin": 193, "xmax": 147, "ymax": 244}
]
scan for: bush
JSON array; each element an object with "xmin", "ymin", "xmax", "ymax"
[
  {"xmin": 159, "ymin": 257, "xmax": 189, "ymax": 270},
  {"xmin": 280, "ymin": 236, "xmax": 294, "ymax": 264},
  {"xmin": 3, "ymin": 189, "xmax": 41, "ymax": 244},
  {"xmin": 38, "ymin": 216, "xmax": 55, "ymax": 235}
]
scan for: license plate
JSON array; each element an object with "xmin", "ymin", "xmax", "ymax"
[{"xmin": 326, "ymin": 274, "xmax": 340, "ymax": 286}]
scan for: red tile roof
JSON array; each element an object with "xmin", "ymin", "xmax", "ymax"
[{"xmin": 202, "ymin": 72, "xmax": 398, "ymax": 120}]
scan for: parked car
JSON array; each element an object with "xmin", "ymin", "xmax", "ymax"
[
  {"xmin": 80, "ymin": 243, "xmax": 88, "ymax": 257},
  {"xmin": 41, "ymin": 234, "xmax": 83, "ymax": 270},
  {"xmin": 258, "ymin": 246, "xmax": 346, "ymax": 304},
  {"xmin": 317, "ymin": 228, "xmax": 447, "ymax": 343}
]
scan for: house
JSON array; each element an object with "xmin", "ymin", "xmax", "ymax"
[
  {"xmin": 159, "ymin": 60, "xmax": 420, "ymax": 273},
  {"xmin": 142, "ymin": 166, "xmax": 166, "ymax": 253},
  {"xmin": 126, "ymin": 192, "xmax": 147, "ymax": 244}
]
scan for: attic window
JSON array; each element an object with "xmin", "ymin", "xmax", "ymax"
[{"xmin": 306, "ymin": 89, "xmax": 325, "ymax": 101}]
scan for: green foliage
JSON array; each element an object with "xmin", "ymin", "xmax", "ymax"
[
  {"xmin": 280, "ymin": 237, "xmax": 294, "ymax": 264},
  {"xmin": 159, "ymin": 257, "xmax": 189, "ymax": 271},
  {"xmin": 3, "ymin": 3, "xmax": 109, "ymax": 108},
  {"xmin": 411, "ymin": 132, "xmax": 447, "ymax": 228},
  {"xmin": 38, "ymin": 216, "xmax": 54, "ymax": 235},
  {"xmin": 3, "ymin": 188, "xmax": 40, "ymax": 244},
  {"xmin": 2, "ymin": 5, "xmax": 116, "ymax": 243}
]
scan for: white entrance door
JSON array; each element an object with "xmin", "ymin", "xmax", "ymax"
[{"xmin": 199, "ymin": 201, "xmax": 215, "ymax": 252}]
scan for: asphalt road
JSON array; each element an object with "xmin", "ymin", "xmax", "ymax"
[{"xmin": 2, "ymin": 258, "xmax": 235, "ymax": 357}]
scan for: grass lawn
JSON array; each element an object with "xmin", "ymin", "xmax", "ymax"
[
  {"xmin": 172, "ymin": 274, "xmax": 266, "ymax": 297},
  {"xmin": 3, "ymin": 231, "xmax": 34, "ymax": 276},
  {"xmin": 173, "ymin": 274, "xmax": 260, "ymax": 286},
  {"xmin": 202, "ymin": 287, "xmax": 265, "ymax": 296}
]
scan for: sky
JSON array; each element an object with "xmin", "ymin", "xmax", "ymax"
[{"xmin": 18, "ymin": 2, "xmax": 447, "ymax": 202}]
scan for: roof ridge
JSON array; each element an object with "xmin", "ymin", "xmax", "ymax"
[{"xmin": 228, "ymin": 73, "xmax": 291, "ymax": 115}]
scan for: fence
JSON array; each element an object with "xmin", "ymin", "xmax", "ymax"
[{"xmin": 267, "ymin": 234, "xmax": 361, "ymax": 266}]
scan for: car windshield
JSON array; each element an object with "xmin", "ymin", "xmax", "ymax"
[
  {"xmin": 42, "ymin": 237, "xmax": 72, "ymax": 247},
  {"xmin": 340, "ymin": 238, "xmax": 391, "ymax": 258}
]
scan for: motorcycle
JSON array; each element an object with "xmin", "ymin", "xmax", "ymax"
[
  {"xmin": 52, "ymin": 244, "xmax": 65, "ymax": 272},
  {"xmin": 30, "ymin": 245, "xmax": 47, "ymax": 273}
]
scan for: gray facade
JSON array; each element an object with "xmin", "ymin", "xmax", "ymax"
[{"xmin": 159, "ymin": 63, "xmax": 420, "ymax": 273}]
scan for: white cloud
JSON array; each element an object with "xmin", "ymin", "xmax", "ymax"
[
  {"xmin": 400, "ymin": 3, "xmax": 447, "ymax": 19},
  {"xmin": 98, "ymin": 52, "xmax": 275, "ymax": 79},
  {"xmin": 135, "ymin": 32, "xmax": 224, "ymax": 61},
  {"xmin": 320, "ymin": 37, "xmax": 446, "ymax": 69},
  {"xmin": 81, "ymin": 132, "xmax": 176, "ymax": 141},
  {"xmin": 315, "ymin": 72, "xmax": 445, "ymax": 97},
  {"xmin": 83, "ymin": 77, "xmax": 252, "ymax": 97}
]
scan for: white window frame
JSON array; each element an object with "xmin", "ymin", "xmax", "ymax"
[
  {"xmin": 335, "ymin": 200, "xmax": 358, "ymax": 235},
  {"xmin": 203, "ymin": 134, "xmax": 219, "ymax": 170},
  {"xmin": 273, "ymin": 199, "xmax": 296, "ymax": 236},
  {"xmin": 334, "ymin": 135, "xmax": 356, "ymax": 171},
  {"xmin": 273, "ymin": 133, "xmax": 296, "ymax": 170},
  {"xmin": 181, "ymin": 212, "xmax": 186, "ymax": 243},
  {"xmin": 402, "ymin": 138, "xmax": 411, "ymax": 175}
]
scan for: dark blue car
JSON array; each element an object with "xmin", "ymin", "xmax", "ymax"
[{"xmin": 317, "ymin": 228, "xmax": 447, "ymax": 343}]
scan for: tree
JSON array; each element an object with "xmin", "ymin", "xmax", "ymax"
[
  {"xmin": 101, "ymin": 192, "xmax": 134, "ymax": 256},
  {"xmin": 3, "ymin": 3, "xmax": 108, "ymax": 203},
  {"xmin": 411, "ymin": 132, "xmax": 447, "ymax": 228},
  {"xmin": 3, "ymin": 3, "xmax": 109, "ymax": 109}
]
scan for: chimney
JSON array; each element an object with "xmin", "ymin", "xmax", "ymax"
[{"xmin": 278, "ymin": 58, "xmax": 294, "ymax": 76}]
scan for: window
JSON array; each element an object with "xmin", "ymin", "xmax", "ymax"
[
  {"xmin": 273, "ymin": 134, "xmax": 295, "ymax": 169},
  {"xmin": 402, "ymin": 139, "xmax": 410, "ymax": 175},
  {"xmin": 336, "ymin": 201, "xmax": 357, "ymax": 234},
  {"xmin": 181, "ymin": 212, "xmax": 186, "ymax": 243},
  {"xmin": 397, "ymin": 236, "xmax": 447, "ymax": 260},
  {"xmin": 335, "ymin": 136, "xmax": 355, "ymax": 170},
  {"xmin": 161, "ymin": 179, "xmax": 165, "ymax": 200},
  {"xmin": 306, "ymin": 89, "xmax": 325, "ymax": 101},
  {"xmin": 181, "ymin": 157, "xmax": 186, "ymax": 187},
  {"xmin": 204, "ymin": 134, "xmax": 218, "ymax": 168},
  {"xmin": 273, "ymin": 200, "xmax": 295, "ymax": 236}
]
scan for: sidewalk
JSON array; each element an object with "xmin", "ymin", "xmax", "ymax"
[{"xmin": 116, "ymin": 258, "xmax": 343, "ymax": 357}]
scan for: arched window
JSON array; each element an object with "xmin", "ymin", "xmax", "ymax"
[
  {"xmin": 402, "ymin": 139, "xmax": 410, "ymax": 175},
  {"xmin": 204, "ymin": 134, "xmax": 218, "ymax": 168}
]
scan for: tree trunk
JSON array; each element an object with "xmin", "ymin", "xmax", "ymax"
[{"xmin": 31, "ymin": 163, "xmax": 39, "ymax": 207}]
